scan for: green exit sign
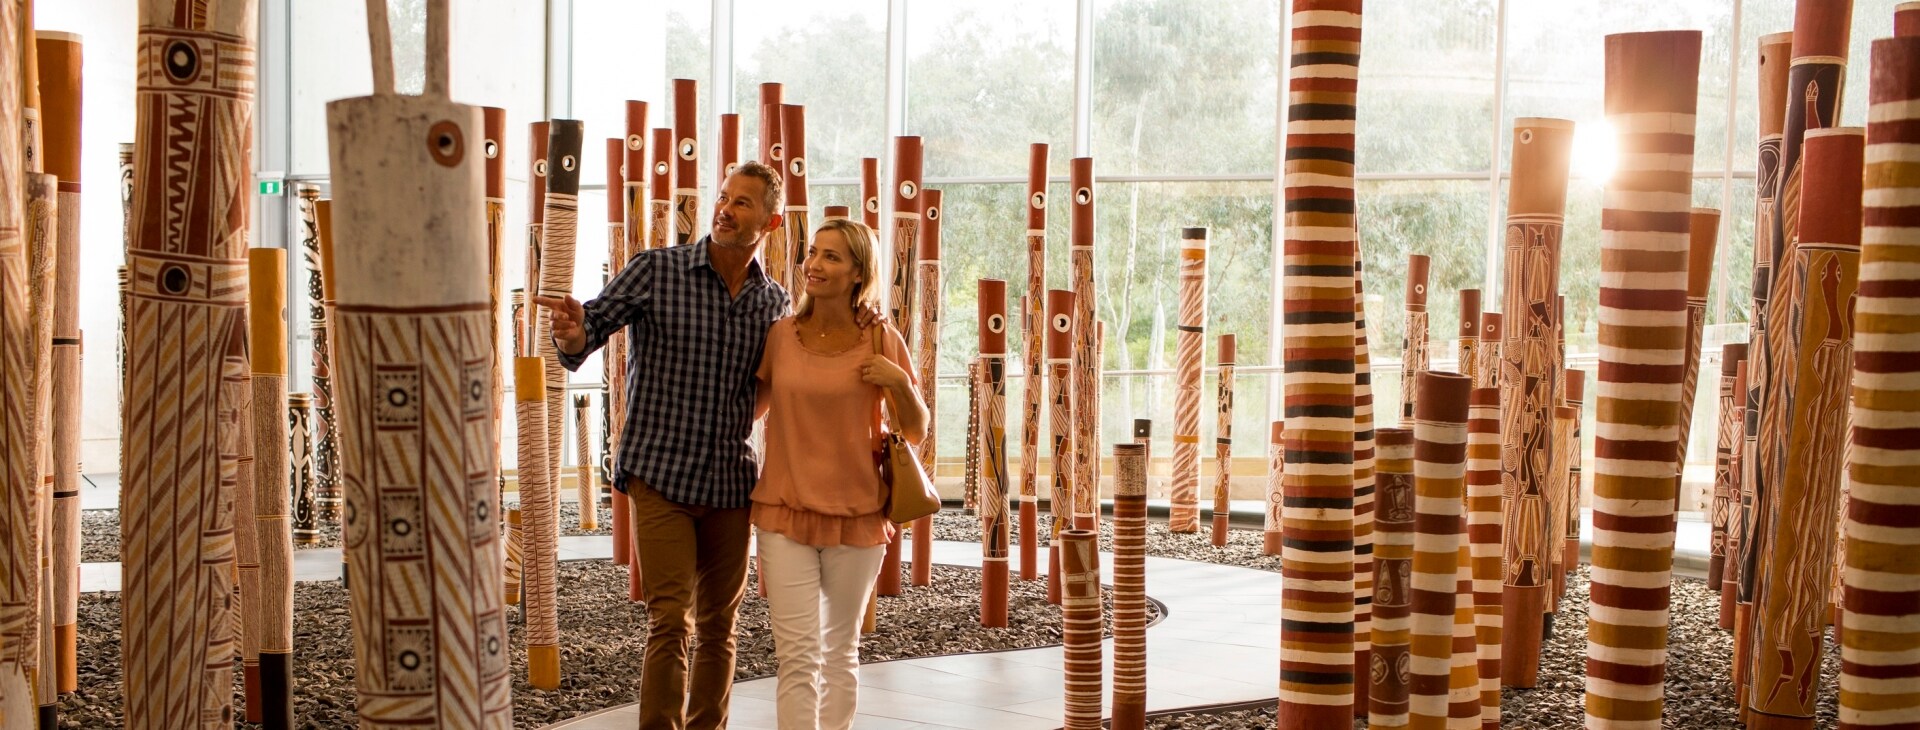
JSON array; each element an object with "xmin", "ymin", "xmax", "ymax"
[{"xmin": 258, "ymin": 179, "xmax": 283, "ymax": 196}]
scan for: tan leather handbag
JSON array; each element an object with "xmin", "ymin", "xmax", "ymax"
[{"xmin": 872, "ymin": 328, "xmax": 940, "ymax": 524}]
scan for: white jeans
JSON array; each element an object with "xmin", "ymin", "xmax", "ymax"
[{"xmin": 757, "ymin": 529, "xmax": 888, "ymax": 730}]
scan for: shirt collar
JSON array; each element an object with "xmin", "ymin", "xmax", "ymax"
[{"xmin": 688, "ymin": 236, "xmax": 777, "ymax": 293}]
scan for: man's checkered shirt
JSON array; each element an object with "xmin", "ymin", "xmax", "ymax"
[{"xmin": 556, "ymin": 238, "xmax": 789, "ymax": 508}]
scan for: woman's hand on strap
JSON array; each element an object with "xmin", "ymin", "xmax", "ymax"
[{"xmin": 860, "ymin": 352, "xmax": 912, "ymax": 392}]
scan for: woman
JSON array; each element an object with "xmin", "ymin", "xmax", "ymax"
[{"xmin": 752, "ymin": 218, "xmax": 928, "ymax": 730}]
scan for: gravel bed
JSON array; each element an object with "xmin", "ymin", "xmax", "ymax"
[
  {"xmin": 63, "ymin": 558, "xmax": 1146, "ymax": 728},
  {"xmin": 80, "ymin": 501, "xmax": 611, "ymax": 565}
]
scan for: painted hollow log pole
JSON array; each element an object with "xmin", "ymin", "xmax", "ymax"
[
  {"xmin": 965, "ymin": 360, "xmax": 981, "ymax": 514},
  {"xmin": 1400, "ymin": 255, "xmax": 1432, "ymax": 424},
  {"xmin": 318, "ymin": 200, "xmax": 342, "ymax": 536},
  {"xmin": 1464, "ymin": 388, "xmax": 1502, "ymax": 729},
  {"xmin": 504, "ymin": 289, "xmax": 524, "ymax": 606},
  {"xmin": 1170, "ymin": 227, "xmax": 1208, "ymax": 533},
  {"xmin": 1060, "ymin": 528, "xmax": 1102, "ymax": 730},
  {"xmin": 1497, "ymin": 116, "xmax": 1572, "ymax": 688},
  {"xmin": 623, "ymin": 100, "xmax": 649, "ymax": 257},
  {"xmin": 602, "ymin": 136, "xmax": 626, "ymax": 545},
  {"xmin": 1581, "ymin": 30, "xmax": 1703, "ymax": 727},
  {"xmin": 1265, "ymin": 422, "xmax": 1284, "ymax": 556},
  {"xmin": 1841, "ymin": 38, "xmax": 1920, "ymax": 726},
  {"xmin": 519, "ymin": 122, "xmax": 548, "ymax": 577},
  {"xmin": 717, "ymin": 112, "xmax": 739, "ymax": 186},
  {"xmin": 1557, "ymin": 369, "xmax": 1587, "ymax": 602},
  {"xmin": 823, "ymin": 206, "xmax": 849, "ymax": 221},
  {"xmin": 913, "ymin": 189, "xmax": 943, "ymax": 588},
  {"xmin": 670, "ymin": 78, "xmax": 700, "ymax": 246},
  {"xmin": 298, "ymin": 184, "xmax": 338, "ymax": 527},
  {"xmin": 861, "ymin": 157, "xmax": 881, "ymax": 230},
  {"xmin": 1019, "ymin": 142, "xmax": 1048, "ymax": 582},
  {"xmin": 1721, "ymin": 360, "xmax": 1748, "ymax": 629},
  {"xmin": 758, "ymin": 86, "xmax": 786, "ymax": 301},
  {"xmin": 289, "ymin": 394, "xmax": 316, "ymax": 548},
  {"xmin": 1738, "ymin": 32, "xmax": 1795, "ymax": 677},
  {"xmin": 1746, "ymin": 126, "xmax": 1864, "ymax": 730},
  {"xmin": 34, "ymin": 29, "xmax": 80, "ymax": 700},
  {"xmin": 572, "ymin": 395, "xmax": 596, "ymax": 530},
  {"xmin": 1069, "ymin": 158, "xmax": 1099, "ymax": 533},
  {"xmin": 779, "ymin": 104, "xmax": 810, "ymax": 297},
  {"xmin": 757, "ymin": 83, "xmax": 782, "ymax": 167},
  {"xmin": 515, "ymin": 356, "xmax": 559, "ymax": 691},
  {"xmin": 1709, "ymin": 343, "xmax": 1748, "ymax": 593},
  {"xmin": 1111, "ymin": 442, "xmax": 1148, "ymax": 730},
  {"xmin": 1405, "ymin": 372, "xmax": 1473, "ymax": 729},
  {"xmin": 1212, "ymin": 335, "xmax": 1235, "ymax": 546},
  {"xmin": 483, "ymin": 106, "xmax": 506, "ymax": 469},
  {"xmin": 1899, "ymin": 2, "xmax": 1920, "ymax": 35},
  {"xmin": 1673, "ymin": 207, "xmax": 1720, "ymax": 511},
  {"xmin": 1546, "ymin": 403, "xmax": 1577, "ymax": 615},
  {"xmin": 888, "ymin": 137, "xmax": 923, "ymax": 330},
  {"xmin": 2, "ymin": 8, "xmax": 41, "ymax": 712},
  {"xmin": 1354, "ymin": 262, "xmax": 1380, "ymax": 715},
  {"xmin": 538, "ymin": 120, "xmax": 583, "ymax": 538},
  {"xmin": 649, "ymin": 127, "xmax": 673, "ymax": 250},
  {"xmin": 979, "ymin": 279, "xmax": 1010, "ymax": 627},
  {"xmin": 116, "ymin": 0, "xmax": 256, "ymax": 721},
  {"xmin": 1047, "ymin": 289, "xmax": 1078, "ymax": 605},
  {"xmin": 1475, "ymin": 314, "xmax": 1501, "ymax": 391},
  {"xmin": 325, "ymin": 4, "xmax": 512, "ymax": 719},
  {"xmin": 24, "ymin": 168, "xmax": 56, "ymax": 729},
  {"xmin": 1278, "ymin": 0, "xmax": 1361, "ymax": 721},
  {"xmin": 246, "ymin": 249, "xmax": 294, "ymax": 729},
  {"xmin": 1457, "ymin": 291, "xmax": 1481, "ymax": 386},
  {"xmin": 1370, "ymin": 428, "xmax": 1415, "ymax": 729}
]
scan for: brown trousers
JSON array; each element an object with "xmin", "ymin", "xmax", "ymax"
[{"xmin": 627, "ymin": 480, "xmax": 753, "ymax": 730}]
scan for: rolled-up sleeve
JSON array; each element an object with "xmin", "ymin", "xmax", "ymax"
[{"xmin": 556, "ymin": 251, "xmax": 652, "ymax": 372}]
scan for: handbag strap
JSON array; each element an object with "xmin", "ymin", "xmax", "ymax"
[{"xmin": 870, "ymin": 326, "xmax": 890, "ymax": 438}]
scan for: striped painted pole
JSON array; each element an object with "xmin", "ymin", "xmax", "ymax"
[
  {"xmin": 966, "ymin": 360, "xmax": 981, "ymax": 515},
  {"xmin": 911, "ymin": 188, "xmax": 942, "ymax": 588},
  {"xmin": 1721, "ymin": 359, "xmax": 1749, "ymax": 630},
  {"xmin": 295, "ymin": 185, "xmax": 331, "ymax": 535},
  {"xmin": 1709, "ymin": 343, "xmax": 1748, "ymax": 592},
  {"xmin": 1406, "ymin": 372, "xmax": 1473, "ymax": 729},
  {"xmin": 1171, "ymin": 228, "xmax": 1208, "ymax": 533},
  {"xmin": 1582, "ymin": 29, "xmax": 1702, "ymax": 727},
  {"xmin": 649, "ymin": 127, "xmax": 673, "ymax": 250},
  {"xmin": 1277, "ymin": 0, "xmax": 1362, "ymax": 722},
  {"xmin": 38, "ymin": 33, "xmax": 82, "ymax": 701},
  {"xmin": 1354, "ymin": 261, "xmax": 1380, "ymax": 715},
  {"xmin": 1457, "ymin": 291, "xmax": 1481, "ymax": 388},
  {"xmin": 1061, "ymin": 529, "xmax": 1102, "ymax": 730},
  {"xmin": 572, "ymin": 395, "xmax": 597, "ymax": 531},
  {"xmin": 1047, "ymin": 289, "xmax": 1078, "ymax": 606},
  {"xmin": 1211, "ymin": 335, "xmax": 1236, "ymax": 546},
  {"xmin": 1840, "ymin": 37, "xmax": 1920, "ymax": 726},
  {"xmin": 1020, "ymin": 143, "xmax": 1049, "ymax": 580},
  {"xmin": 781, "ymin": 104, "xmax": 810, "ymax": 300},
  {"xmin": 537, "ymin": 120, "xmax": 583, "ymax": 537},
  {"xmin": 1370, "ymin": 428, "xmax": 1415, "ymax": 729},
  {"xmin": 604, "ymin": 134, "xmax": 629, "ymax": 566},
  {"xmin": 669, "ymin": 78, "xmax": 700, "ymax": 246},
  {"xmin": 1265, "ymin": 422, "xmax": 1285, "ymax": 556},
  {"xmin": 1558, "ymin": 369, "xmax": 1588, "ymax": 603},
  {"xmin": 1400, "ymin": 255, "xmax": 1432, "ymax": 425},
  {"xmin": 1734, "ymin": 32, "xmax": 1793, "ymax": 673},
  {"xmin": 979, "ymin": 279, "xmax": 1010, "ymax": 627},
  {"xmin": 1112, "ymin": 442, "xmax": 1149, "ymax": 730},
  {"xmin": 505, "ymin": 290, "xmax": 524, "ymax": 606},
  {"xmin": 247, "ymin": 249, "xmax": 295, "ymax": 728},
  {"xmin": 1465, "ymin": 388, "xmax": 1502, "ymax": 729},
  {"xmin": 517, "ymin": 357, "xmax": 560, "ymax": 690},
  {"xmin": 1070, "ymin": 159, "xmax": 1100, "ymax": 533},
  {"xmin": 1673, "ymin": 207, "xmax": 1721, "ymax": 512},
  {"xmin": 1746, "ymin": 126, "xmax": 1864, "ymax": 730},
  {"xmin": 1498, "ymin": 116, "xmax": 1573, "ymax": 688}
]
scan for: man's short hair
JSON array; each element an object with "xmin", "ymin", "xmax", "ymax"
[{"xmin": 730, "ymin": 160, "xmax": 784, "ymax": 213}]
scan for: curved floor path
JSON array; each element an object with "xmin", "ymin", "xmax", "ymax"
[{"xmin": 547, "ymin": 538, "xmax": 1283, "ymax": 730}]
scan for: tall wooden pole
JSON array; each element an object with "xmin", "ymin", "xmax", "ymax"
[
  {"xmin": 1019, "ymin": 143, "xmax": 1048, "ymax": 581},
  {"xmin": 326, "ymin": 3, "xmax": 512, "ymax": 719},
  {"xmin": 116, "ymin": 0, "xmax": 256, "ymax": 722},
  {"xmin": 1264, "ymin": 423, "xmax": 1284, "ymax": 556},
  {"xmin": 780, "ymin": 105, "xmax": 809, "ymax": 297},
  {"xmin": 1841, "ymin": 38, "xmax": 1920, "ymax": 726},
  {"xmin": 1465, "ymin": 387, "xmax": 1502, "ymax": 730},
  {"xmin": 1060, "ymin": 529, "xmax": 1102, "ymax": 730},
  {"xmin": 624, "ymin": 101, "xmax": 649, "ymax": 256},
  {"xmin": 1069, "ymin": 158, "xmax": 1099, "ymax": 533},
  {"xmin": 861, "ymin": 157, "xmax": 880, "ymax": 230},
  {"xmin": 289, "ymin": 395, "xmax": 316, "ymax": 547},
  {"xmin": 1171, "ymin": 227, "xmax": 1207, "ymax": 533},
  {"xmin": 1582, "ymin": 30, "xmax": 1702, "ymax": 727},
  {"xmin": 1474, "ymin": 314, "xmax": 1501, "ymax": 391},
  {"xmin": 573, "ymin": 395, "xmax": 597, "ymax": 531},
  {"xmin": 35, "ymin": 30, "xmax": 80, "ymax": 700},
  {"xmin": 1353, "ymin": 261, "xmax": 1378, "ymax": 716},
  {"xmin": 1745, "ymin": 127, "xmax": 1863, "ymax": 730},
  {"xmin": 602, "ymin": 135, "xmax": 625, "ymax": 554},
  {"xmin": 670, "ymin": 79, "xmax": 700, "ymax": 246},
  {"xmin": 1369, "ymin": 428, "xmax": 1414, "ymax": 729},
  {"xmin": 1046, "ymin": 289, "xmax": 1077, "ymax": 605},
  {"xmin": 978, "ymin": 279, "xmax": 1010, "ymax": 627},
  {"xmin": 1277, "ymin": 0, "xmax": 1360, "ymax": 721},
  {"xmin": 1556, "ymin": 369, "xmax": 1587, "ymax": 603},
  {"xmin": 1709, "ymin": 343, "xmax": 1747, "ymax": 594},
  {"xmin": 1399, "ymin": 255, "xmax": 1431, "ymax": 424},
  {"xmin": 298, "ymin": 184, "xmax": 336, "ymax": 529},
  {"xmin": 1111, "ymin": 442, "xmax": 1148, "ymax": 730},
  {"xmin": 246, "ymin": 249, "xmax": 294, "ymax": 729},
  {"xmin": 888, "ymin": 137, "xmax": 924, "ymax": 330},
  {"xmin": 1406, "ymin": 372, "xmax": 1473, "ymax": 727},
  {"xmin": 516, "ymin": 357, "xmax": 557, "ymax": 691},
  {"xmin": 1457, "ymin": 291, "xmax": 1480, "ymax": 386},
  {"xmin": 1211, "ymin": 335, "xmax": 1235, "ymax": 546},
  {"xmin": 1673, "ymin": 207, "xmax": 1720, "ymax": 510},
  {"xmin": 912, "ymin": 189, "xmax": 942, "ymax": 588},
  {"xmin": 649, "ymin": 127, "xmax": 673, "ymax": 250},
  {"xmin": 1497, "ymin": 117, "xmax": 1572, "ymax": 687},
  {"xmin": 538, "ymin": 120, "xmax": 582, "ymax": 542},
  {"xmin": 1721, "ymin": 360, "xmax": 1748, "ymax": 630}
]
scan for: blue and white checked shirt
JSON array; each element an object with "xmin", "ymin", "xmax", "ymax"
[{"xmin": 557, "ymin": 238, "xmax": 790, "ymax": 508}]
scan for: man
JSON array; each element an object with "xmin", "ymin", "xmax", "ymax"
[{"xmin": 539, "ymin": 161, "xmax": 789, "ymax": 730}]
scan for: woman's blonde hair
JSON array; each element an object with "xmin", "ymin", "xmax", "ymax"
[{"xmin": 795, "ymin": 218, "xmax": 883, "ymax": 318}]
